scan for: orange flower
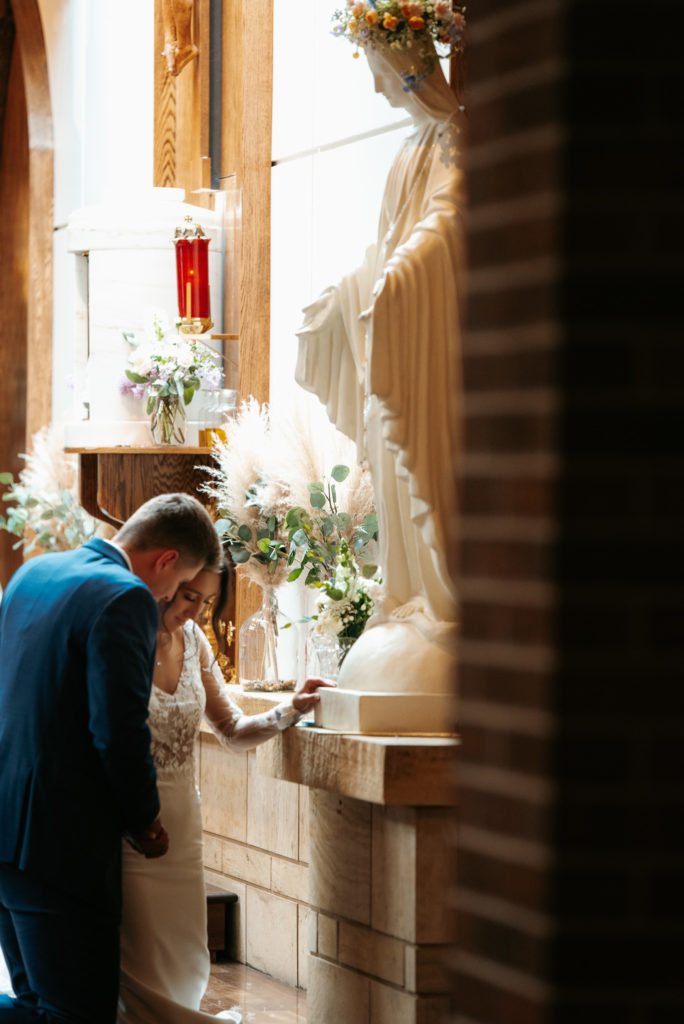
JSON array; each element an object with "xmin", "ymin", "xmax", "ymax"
[
  {"xmin": 365, "ymin": 9, "xmax": 379, "ymax": 24},
  {"xmin": 352, "ymin": 2, "xmax": 365, "ymax": 15},
  {"xmin": 348, "ymin": 17, "xmax": 360, "ymax": 34},
  {"xmin": 408, "ymin": 15, "xmax": 425, "ymax": 30},
  {"xmin": 383, "ymin": 13, "xmax": 399, "ymax": 30}
]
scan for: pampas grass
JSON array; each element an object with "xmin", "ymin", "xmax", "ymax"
[{"xmin": 201, "ymin": 397, "xmax": 376, "ymax": 588}]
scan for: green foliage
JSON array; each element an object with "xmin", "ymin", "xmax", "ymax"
[
  {"xmin": 282, "ymin": 466, "xmax": 377, "ymax": 588},
  {"xmin": 215, "ymin": 476, "xmax": 288, "ymax": 578},
  {"xmin": 215, "ymin": 464, "xmax": 378, "ymax": 589},
  {"xmin": 0, "ymin": 475, "xmax": 98, "ymax": 554}
]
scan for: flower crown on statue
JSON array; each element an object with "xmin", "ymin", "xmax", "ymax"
[{"xmin": 331, "ymin": 1, "xmax": 466, "ymax": 91}]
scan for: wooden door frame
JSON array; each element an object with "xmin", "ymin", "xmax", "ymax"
[{"xmin": 11, "ymin": 0, "xmax": 53, "ymax": 438}]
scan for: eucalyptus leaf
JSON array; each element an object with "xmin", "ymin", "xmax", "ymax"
[
  {"xmin": 307, "ymin": 481, "xmax": 325, "ymax": 493},
  {"xmin": 362, "ymin": 563, "xmax": 378, "ymax": 579},
  {"xmin": 287, "ymin": 567, "xmax": 303, "ymax": 582},
  {"xmin": 331, "ymin": 464, "xmax": 350, "ymax": 482},
  {"xmin": 125, "ymin": 370, "xmax": 148, "ymax": 385},
  {"xmin": 0, "ymin": 472, "xmax": 14, "ymax": 484},
  {"xmin": 257, "ymin": 538, "xmax": 272, "ymax": 553},
  {"xmin": 310, "ymin": 491, "xmax": 326, "ymax": 510},
  {"xmin": 229, "ymin": 545, "xmax": 251, "ymax": 563},
  {"xmin": 237, "ymin": 524, "xmax": 252, "ymax": 542}
]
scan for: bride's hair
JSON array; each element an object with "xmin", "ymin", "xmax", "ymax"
[
  {"xmin": 157, "ymin": 547, "xmax": 235, "ymax": 659},
  {"xmin": 209, "ymin": 553, "xmax": 234, "ymax": 658}
]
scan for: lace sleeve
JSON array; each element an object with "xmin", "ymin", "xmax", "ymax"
[{"xmin": 197, "ymin": 629, "xmax": 300, "ymax": 752}]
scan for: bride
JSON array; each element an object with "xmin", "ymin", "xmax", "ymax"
[{"xmin": 117, "ymin": 556, "xmax": 331, "ymax": 1023}]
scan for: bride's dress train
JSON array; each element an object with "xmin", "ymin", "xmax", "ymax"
[{"xmin": 117, "ymin": 624, "xmax": 240, "ymax": 1023}]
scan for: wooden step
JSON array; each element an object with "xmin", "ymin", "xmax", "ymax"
[{"xmin": 206, "ymin": 883, "xmax": 238, "ymax": 961}]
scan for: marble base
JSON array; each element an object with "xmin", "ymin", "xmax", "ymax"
[{"xmin": 313, "ymin": 689, "xmax": 456, "ymax": 735}]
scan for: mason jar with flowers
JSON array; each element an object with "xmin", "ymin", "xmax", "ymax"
[{"xmin": 120, "ymin": 314, "xmax": 222, "ymax": 445}]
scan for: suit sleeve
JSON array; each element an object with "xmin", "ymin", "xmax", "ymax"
[{"xmin": 86, "ymin": 585, "xmax": 160, "ymax": 835}]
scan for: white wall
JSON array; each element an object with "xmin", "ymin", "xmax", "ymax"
[
  {"xmin": 37, "ymin": 0, "xmax": 155, "ymax": 423},
  {"xmin": 269, "ymin": 0, "xmax": 411, "ymax": 413}
]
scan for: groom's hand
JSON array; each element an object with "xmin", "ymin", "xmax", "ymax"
[{"xmin": 126, "ymin": 816, "xmax": 169, "ymax": 858}]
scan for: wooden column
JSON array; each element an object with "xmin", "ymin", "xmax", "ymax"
[
  {"xmin": 0, "ymin": 0, "xmax": 53, "ymax": 585},
  {"xmin": 11, "ymin": 0, "xmax": 52, "ymax": 442}
]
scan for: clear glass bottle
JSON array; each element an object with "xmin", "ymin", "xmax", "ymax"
[{"xmin": 238, "ymin": 586, "xmax": 294, "ymax": 692}]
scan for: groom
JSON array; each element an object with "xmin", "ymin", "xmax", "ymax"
[{"xmin": 0, "ymin": 492, "xmax": 221, "ymax": 1023}]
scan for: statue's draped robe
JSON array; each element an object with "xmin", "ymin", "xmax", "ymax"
[{"xmin": 296, "ymin": 101, "xmax": 463, "ymax": 630}]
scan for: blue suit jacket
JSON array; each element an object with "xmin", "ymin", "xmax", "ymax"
[{"xmin": 0, "ymin": 539, "xmax": 160, "ymax": 915}]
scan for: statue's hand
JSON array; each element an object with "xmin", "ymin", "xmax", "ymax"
[{"xmin": 297, "ymin": 286, "xmax": 341, "ymax": 335}]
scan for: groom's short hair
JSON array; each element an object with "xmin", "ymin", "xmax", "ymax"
[{"xmin": 116, "ymin": 493, "xmax": 221, "ymax": 569}]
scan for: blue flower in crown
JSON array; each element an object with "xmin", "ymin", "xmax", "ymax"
[{"xmin": 402, "ymin": 71, "xmax": 427, "ymax": 91}]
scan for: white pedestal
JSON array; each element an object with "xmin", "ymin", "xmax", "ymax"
[{"xmin": 313, "ymin": 688, "xmax": 456, "ymax": 735}]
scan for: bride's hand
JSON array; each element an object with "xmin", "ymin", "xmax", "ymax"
[{"xmin": 292, "ymin": 676, "xmax": 337, "ymax": 714}]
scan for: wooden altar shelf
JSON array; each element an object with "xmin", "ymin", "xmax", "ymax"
[{"xmin": 65, "ymin": 445, "xmax": 215, "ymax": 527}]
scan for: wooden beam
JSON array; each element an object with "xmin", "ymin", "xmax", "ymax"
[{"xmin": 11, "ymin": 0, "xmax": 53, "ymax": 440}]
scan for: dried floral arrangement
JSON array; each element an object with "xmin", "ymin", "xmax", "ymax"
[
  {"xmin": 0, "ymin": 425, "xmax": 110, "ymax": 554},
  {"xmin": 200, "ymin": 398, "xmax": 377, "ymax": 591}
]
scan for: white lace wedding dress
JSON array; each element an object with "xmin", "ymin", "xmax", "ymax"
[{"xmin": 117, "ymin": 621, "xmax": 300, "ymax": 1023}]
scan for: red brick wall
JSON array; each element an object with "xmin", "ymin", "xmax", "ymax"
[{"xmin": 454, "ymin": 1, "xmax": 684, "ymax": 1020}]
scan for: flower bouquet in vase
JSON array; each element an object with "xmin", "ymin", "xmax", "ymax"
[{"xmin": 120, "ymin": 314, "xmax": 222, "ymax": 445}]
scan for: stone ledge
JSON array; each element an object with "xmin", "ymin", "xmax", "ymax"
[
  {"xmin": 256, "ymin": 726, "xmax": 458, "ymax": 807},
  {"xmin": 199, "ymin": 685, "xmax": 459, "ymax": 807}
]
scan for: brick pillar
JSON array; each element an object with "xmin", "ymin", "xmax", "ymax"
[{"xmin": 455, "ymin": 1, "xmax": 684, "ymax": 1020}]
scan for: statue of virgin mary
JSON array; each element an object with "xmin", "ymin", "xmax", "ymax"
[{"xmin": 295, "ymin": 23, "xmax": 464, "ymax": 705}]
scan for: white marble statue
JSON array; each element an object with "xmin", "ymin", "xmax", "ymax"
[{"xmin": 295, "ymin": 38, "xmax": 464, "ymax": 698}]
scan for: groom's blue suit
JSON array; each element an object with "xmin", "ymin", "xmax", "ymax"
[{"xmin": 0, "ymin": 539, "xmax": 161, "ymax": 1023}]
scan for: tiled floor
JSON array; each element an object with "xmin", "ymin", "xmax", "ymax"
[
  {"xmin": 201, "ymin": 961, "xmax": 306, "ymax": 1022},
  {"xmin": 1, "ymin": 950, "xmax": 305, "ymax": 1023}
]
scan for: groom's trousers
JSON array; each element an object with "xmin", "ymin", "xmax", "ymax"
[{"xmin": 0, "ymin": 863, "xmax": 119, "ymax": 1024}]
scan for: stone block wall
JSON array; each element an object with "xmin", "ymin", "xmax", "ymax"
[
  {"xmin": 198, "ymin": 728, "xmax": 311, "ymax": 989},
  {"xmin": 306, "ymin": 792, "xmax": 456, "ymax": 1024}
]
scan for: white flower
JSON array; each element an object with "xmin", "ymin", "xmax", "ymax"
[
  {"xmin": 128, "ymin": 345, "xmax": 156, "ymax": 377},
  {"xmin": 176, "ymin": 343, "xmax": 196, "ymax": 369}
]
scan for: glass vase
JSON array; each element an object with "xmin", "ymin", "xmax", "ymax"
[
  {"xmin": 309, "ymin": 632, "xmax": 356, "ymax": 682},
  {"xmin": 150, "ymin": 396, "xmax": 185, "ymax": 445},
  {"xmin": 239, "ymin": 586, "xmax": 295, "ymax": 692}
]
